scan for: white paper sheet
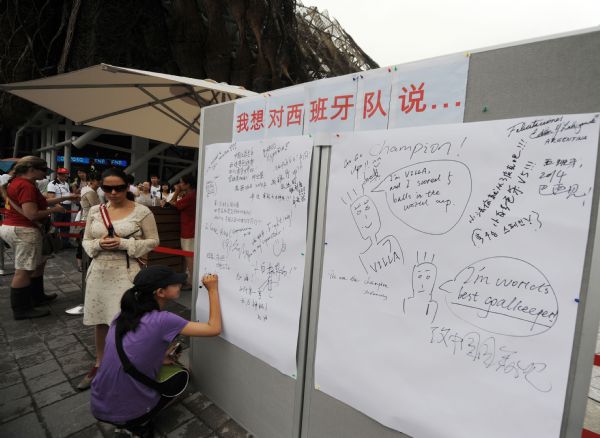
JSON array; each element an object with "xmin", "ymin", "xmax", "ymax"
[
  {"xmin": 315, "ymin": 114, "xmax": 600, "ymax": 438},
  {"xmin": 388, "ymin": 54, "xmax": 469, "ymax": 129},
  {"xmin": 196, "ymin": 136, "xmax": 313, "ymax": 376}
]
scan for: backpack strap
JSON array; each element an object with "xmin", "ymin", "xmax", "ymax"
[{"xmin": 114, "ymin": 329, "xmax": 163, "ymax": 393}]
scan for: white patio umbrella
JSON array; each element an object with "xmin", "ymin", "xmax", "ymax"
[{"xmin": 0, "ymin": 64, "xmax": 256, "ymax": 148}]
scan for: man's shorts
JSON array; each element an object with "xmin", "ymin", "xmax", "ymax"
[
  {"xmin": 0, "ymin": 225, "xmax": 42, "ymax": 270},
  {"xmin": 180, "ymin": 237, "xmax": 195, "ymax": 253}
]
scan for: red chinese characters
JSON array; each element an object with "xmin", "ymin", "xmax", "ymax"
[
  {"xmin": 330, "ymin": 95, "xmax": 354, "ymax": 121},
  {"xmin": 269, "ymin": 106, "xmax": 284, "ymax": 128},
  {"xmin": 310, "ymin": 98, "xmax": 328, "ymax": 122},
  {"xmin": 308, "ymin": 94, "xmax": 356, "ymax": 124},
  {"xmin": 399, "ymin": 82, "xmax": 426, "ymax": 114},
  {"xmin": 363, "ymin": 90, "xmax": 387, "ymax": 119},
  {"xmin": 250, "ymin": 110, "xmax": 264, "ymax": 131},
  {"xmin": 236, "ymin": 112, "xmax": 249, "ymax": 133},
  {"xmin": 235, "ymin": 109, "xmax": 270, "ymax": 133},
  {"xmin": 287, "ymin": 104, "xmax": 303, "ymax": 126}
]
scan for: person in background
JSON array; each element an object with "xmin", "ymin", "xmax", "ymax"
[
  {"xmin": 97, "ymin": 184, "xmax": 106, "ymax": 204},
  {"xmin": 159, "ymin": 183, "xmax": 173, "ymax": 207},
  {"xmin": 80, "ymin": 168, "xmax": 159, "ymax": 390},
  {"xmin": 0, "ymin": 163, "xmax": 16, "ymax": 208},
  {"xmin": 0, "ymin": 156, "xmax": 77, "ymax": 319},
  {"xmin": 135, "ymin": 182, "xmax": 153, "ymax": 207},
  {"xmin": 128, "ymin": 175, "xmax": 139, "ymax": 197},
  {"xmin": 36, "ymin": 171, "xmax": 51, "ymax": 194},
  {"xmin": 168, "ymin": 175, "xmax": 196, "ymax": 289},
  {"xmin": 149, "ymin": 175, "xmax": 161, "ymax": 200},
  {"xmin": 90, "ymin": 267, "xmax": 221, "ymax": 437},
  {"xmin": 72, "ymin": 168, "xmax": 89, "ymax": 193},
  {"xmin": 75, "ymin": 173, "xmax": 101, "ymax": 272},
  {"xmin": 71, "ymin": 168, "xmax": 89, "ymax": 245},
  {"xmin": 47, "ymin": 167, "xmax": 75, "ymax": 248},
  {"xmin": 0, "ymin": 162, "xmax": 16, "ymax": 186}
]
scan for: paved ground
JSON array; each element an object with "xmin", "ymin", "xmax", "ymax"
[{"xmin": 0, "ymin": 248, "xmax": 251, "ymax": 438}]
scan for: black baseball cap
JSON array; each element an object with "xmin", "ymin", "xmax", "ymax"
[{"xmin": 133, "ymin": 265, "xmax": 187, "ymax": 290}]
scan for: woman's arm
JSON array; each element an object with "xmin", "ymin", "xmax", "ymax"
[
  {"xmin": 167, "ymin": 184, "xmax": 182, "ymax": 208},
  {"xmin": 21, "ymin": 202, "xmax": 64, "ymax": 221},
  {"xmin": 46, "ymin": 194, "xmax": 78, "ymax": 206},
  {"xmin": 180, "ymin": 274, "xmax": 222, "ymax": 337},
  {"xmin": 81, "ymin": 207, "xmax": 104, "ymax": 258}
]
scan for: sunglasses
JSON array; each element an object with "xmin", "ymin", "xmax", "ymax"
[
  {"xmin": 101, "ymin": 184, "xmax": 128, "ymax": 193},
  {"xmin": 33, "ymin": 166, "xmax": 49, "ymax": 172}
]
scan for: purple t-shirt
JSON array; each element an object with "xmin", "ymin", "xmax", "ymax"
[{"xmin": 91, "ymin": 310, "xmax": 188, "ymax": 423}]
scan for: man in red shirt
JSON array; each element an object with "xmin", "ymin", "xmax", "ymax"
[{"xmin": 168, "ymin": 175, "xmax": 196, "ymax": 289}]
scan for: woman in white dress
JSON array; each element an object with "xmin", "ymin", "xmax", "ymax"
[{"xmin": 79, "ymin": 168, "xmax": 159, "ymax": 389}]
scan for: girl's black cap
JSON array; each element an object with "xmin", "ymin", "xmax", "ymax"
[{"xmin": 133, "ymin": 265, "xmax": 187, "ymax": 290}]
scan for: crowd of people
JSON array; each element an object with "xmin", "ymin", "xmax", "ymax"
[{"xmin": 0, "ymin": 156, "xmax": 220, "ymax": 437}]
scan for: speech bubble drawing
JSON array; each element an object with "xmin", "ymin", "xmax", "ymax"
[
  {"xmin": 439, "ymin": 256, "xmax": 558, "ymax": 337},
  {"xmin": 372, "ymin": 160, "xmax": 472, "ymax": 235}
]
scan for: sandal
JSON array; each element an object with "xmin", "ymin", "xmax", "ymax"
[{"xmin": 76, "ymin": 365, "xmax": 98, "ymax": 390}]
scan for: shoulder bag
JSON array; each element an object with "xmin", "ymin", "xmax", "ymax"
[
  {"xmin": 6, "ymin": 196, "xmax": 62, "ymax": 255},
  {"xmin": 115, "ymin": 330, "xmax": 189, "ymax": 398}
]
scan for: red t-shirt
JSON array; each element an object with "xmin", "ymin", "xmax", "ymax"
[
  {"xmin": 176, "ymin": 190, "xmax": 196, "ymax": 239},
  {"xmin": 4, "ymin": 177, "xmax": 48, "ymax": 228}
]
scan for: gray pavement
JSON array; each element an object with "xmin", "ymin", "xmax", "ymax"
[{"xmin": 0, "ymin": 248, "xmax": 251, "ymax": 438}]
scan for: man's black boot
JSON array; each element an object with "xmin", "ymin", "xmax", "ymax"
[
  {"xmin": 11, "ymin": 285, "xmax": 50, "ymax": 320},
  {"xmin": 31, "ymin": 276, "xmax": 57, "ymax": 306}
]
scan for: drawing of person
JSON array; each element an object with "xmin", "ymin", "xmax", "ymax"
[
  {"xmin": 403, "ymin": 253, "xmax": 439, "ymax": 323},
  {"xmin": 350, "ymin": 195, "xmax": 404, "ymax": 275}
]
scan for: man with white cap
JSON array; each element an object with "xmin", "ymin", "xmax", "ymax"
[{"xmin": 47, "ymin": 167, "xmax": 75, "ymax": 248}]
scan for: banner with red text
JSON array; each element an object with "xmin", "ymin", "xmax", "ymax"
[{"xmin": 231, "ymin": 54, "xmax": 470, "ymax": 139}]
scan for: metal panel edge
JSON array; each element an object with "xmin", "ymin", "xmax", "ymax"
[{"xmin": 562, "ymin": 134, "xmax": 600, "ymax": 437}]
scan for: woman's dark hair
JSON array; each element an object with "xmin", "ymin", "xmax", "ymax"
[
  {"xmin": 88, "ymin": 172, "xmax": 101, "ymax": 182},
  {"xmin": 115, "ymin": 286, "xmax": 159, "ymax": 337},
  {"xmin": 101, "ymin": 167, "xmax": 128, "ymax": 184},
  {"xmin": 180, "ymin": 174, "xmax": 197, "ymax": 188}
]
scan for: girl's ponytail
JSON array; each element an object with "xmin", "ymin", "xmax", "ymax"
[{"xmin": 115, "ymin": 285, "xmax": 159, "ymax": 338}]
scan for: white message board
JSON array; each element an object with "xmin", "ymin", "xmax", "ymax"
[
  {"xmin": 197, "ymin": 136, "xmax": 313, "ymax": 376},
  {"xmin": 315, "ymin": 114, "xmax": 600, "ymax": 438}
]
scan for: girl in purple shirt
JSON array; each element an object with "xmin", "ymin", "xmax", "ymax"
[{"xmin": 91, "ymin": 266, "xmax": 221, "ymax": 437}]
